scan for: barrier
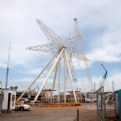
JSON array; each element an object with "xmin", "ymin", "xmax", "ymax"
[{"xmin": 37, "ymin": 102, "xmax": 81, "ymax": 107}]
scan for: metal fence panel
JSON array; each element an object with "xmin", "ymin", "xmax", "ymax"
[
  {"xmin": 118, "ymin": 90, "xmax": 121, "ymax": 119},
  {"xmin": 96, "ymin": 86, "xmax": 106, "ymax": 121}
]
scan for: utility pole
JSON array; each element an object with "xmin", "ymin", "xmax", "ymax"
[{"xmin": 5, "ymin": 41, "xmax": 11, "ymax": 89}]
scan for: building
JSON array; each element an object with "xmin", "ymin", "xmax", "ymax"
[
  {"xmin": 0, "ymin": 82, "xmax": 17, "ymax": 113},
  {"xmin": 2, "ymin": 88, "xmax": 16, "ymax": 112},
  {"xmin": 0, "ymin": 81, "xmax": 2, "ymax": 113},
  {"xmin": 115, "ymin": 89, "xmax": 121, "ymax": 119}
]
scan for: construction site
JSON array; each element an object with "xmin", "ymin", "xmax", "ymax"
[
  {"xmin": 0, "ymin": 17, "xmax": 121, "ymax": 121},
  {"xmin": 0, "ymin": 1, "xmax": 121, "ymax": 121}
]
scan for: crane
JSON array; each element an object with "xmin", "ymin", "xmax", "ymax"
[
  {"xmin": 74, "ymin": 18, "xmax": 93, "ymax": 92},
  {"xmin": 100, "ymin": 64, "xmax": 108, "ymax": 88}
]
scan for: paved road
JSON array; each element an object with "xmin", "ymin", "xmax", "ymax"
[
  {"xmin": 1, "ymin": 115, "xmax": 74, "ymax": 121},
  {"xmin": 0, "ymin": 104, "xmax": 98, "ymax": 121},
  {"xmin": 0, "ymin": 107, "xmax": 77, "ymax": 121}
]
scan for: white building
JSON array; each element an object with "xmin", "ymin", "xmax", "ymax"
[
  {"xmin": 0, "ymin": 81, "xmax": 2, "ymax": 113},
  {"xmin": 0, "ymin": 81, "xmax": 1, "ymax": 93},
  {"xmin": 2, "ymin": 88, "xmax": 16, "ymax": 112}
]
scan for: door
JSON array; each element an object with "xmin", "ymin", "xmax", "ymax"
[
  {"xmin": 7, "ymin": 93, "xmax": 11, "ymax": 111},
  {"xmin": 0, "ymin": 94, "xmax": 3, "ymax": 112}
]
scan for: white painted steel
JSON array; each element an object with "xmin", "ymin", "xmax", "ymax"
[
  {"xmin": 17, "ymin": 51, "xmax": 59, "ymax": 101},
  {"xmin": 74, "ymin": 18, "xmax": 93, "ymax": 92},
  {"xmin": 34, "ymin": 48, "xmax": 64, "ymax": 102},
  {"xmin": 64, "ymin": 51, "xmax": 67, "ymax": 103},
  {"xmin": 58, "ymin": 59, "xmax": 60, "ymax": 103},
  {"xmin": 64, "ymin": 49, "xmax": 77, "ymax": 102},
  {"xmin": 50, "ymin": 63, "xmax": 58, "ymax": 102},
  {"xmin": 24, "ymin": 18, "xmax": 93, "ymax": 103}
]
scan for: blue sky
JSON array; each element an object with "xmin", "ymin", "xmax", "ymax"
[{"xmin": 0, "ymin": 0, "xmax": 121, "ymax": 92}]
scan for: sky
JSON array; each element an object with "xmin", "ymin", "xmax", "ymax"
[{"xmin": 0, "ymin": 0, "xmax": 121, "ymax": 92}]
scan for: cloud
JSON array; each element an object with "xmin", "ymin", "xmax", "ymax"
[
  {"xmin": 1, "ymin": 0, "xmax": 121, "ymax": 66},
  {"xmin": 0, "ymin": 0, "xmax": 121, "ymax": 91},
  {"xmin": 87, "ymin": 29, "xmax": 121, "ymax": 63},
  {"xmin": 82, "ymin": 1, "xmax": 121, "ymax": 63}
]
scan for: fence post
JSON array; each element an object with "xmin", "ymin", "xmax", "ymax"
[{"xmin": 77, "ymin": 108, "xmax": 79, "ymax": 121}]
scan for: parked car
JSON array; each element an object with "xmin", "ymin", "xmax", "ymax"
[
  {"xmin": 85, "ymin": 98, "xmax": 97, "ymax": 103},
  {"xmin": 85, "ymin": 98, "xmax": 91, "ymax": 103},
  {"xmin": 30, "ymin": 100, "xmax": 40, "ymax": 106},
  {"xmin": 15, "ymin": 103, "xmax": 30, "ymax": 111}
]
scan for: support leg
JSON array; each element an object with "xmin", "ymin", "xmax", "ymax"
[
  {"xmin": 50, "ymin": 63, "xmax": 58, "ymax": 103},
  {"xmin": 64, "ymin": 49, "xmax": 77, "ymax": 102},
  {"xmin": 58, "ymin": 59, "xmax": 60, "ymax": 103},
  {"xmin": 64, "ymin": 51, "xmax": 67, "ymax": 103},
  {"xmin": 17, "ymin": 51, "xmax": 59, "ymax": 101},
  {"xmin": 34, "ymin": 48, "xmax": 64, "ymax": 102}
]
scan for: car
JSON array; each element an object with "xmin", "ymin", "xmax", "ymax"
[
  {"xmin": 30, "ymin": 100, "xmax": 40, "ymax": 106},
  {"xmin": 85, "ymin": 98, "xmax": 97, "ymax": 103},
  {"xmin": 15, "ymin": 104, "xmax": 30, "ymax": 111},
  {"xmin": 85, "ymin": 98, "xmax": 91, "ymax": 103}
]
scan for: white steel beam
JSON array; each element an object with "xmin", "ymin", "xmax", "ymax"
[
  {"xmin": 64, "ymin": 51, "xmax": 67, "ymax": 103},
  {"xmin": 50, "ymin": 62, "xmax": 58, "ymax": 102},
  {"xmin": 36, "ymin": 18, "xmax": 63, "ymax": 43},
  {"xmin": 58, "ymin": 59, "xmax": 60, "ymax": 103},
  {"xmin": 17, "ymin": 51, "xmax": 59, "ymax": 101},
  {"xmin": 64, "ymin": 49, "xmax": 77, "ymax": 102},
  {"xmin": 33, "ymin": 48, "xmax": 64, "ymax": 102}
]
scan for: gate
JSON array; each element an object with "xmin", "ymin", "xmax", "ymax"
[{"xmin": 96, "ymin": 86, "xmax": 106, "ymax": 121}]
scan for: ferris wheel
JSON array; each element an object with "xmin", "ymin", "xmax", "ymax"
[{"xmin": 18, "ymin": 18, "xmax": 93, "ymax": 103}]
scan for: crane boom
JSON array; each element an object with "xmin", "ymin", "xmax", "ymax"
[
  {"xmin": 100, "ymin": 64, "xmax": 108, "ymax": 87},
  {"xmin": 74, "ymin": 18, "xmax": 93, "ymax": 91}
]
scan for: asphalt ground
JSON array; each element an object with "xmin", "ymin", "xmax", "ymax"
[{"xmin": 0, "ymin": 103, "xmax": 98, "ymax": 121}]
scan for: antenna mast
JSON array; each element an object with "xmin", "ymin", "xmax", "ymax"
[{"xmin": 5, "ymin": 41, "xmax": 11, "ymax": 88}]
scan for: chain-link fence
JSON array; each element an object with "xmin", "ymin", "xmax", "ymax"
[{"xmin": 96, "ymin": 87, "xmax": 120, "ymax": 121}]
